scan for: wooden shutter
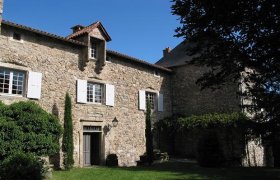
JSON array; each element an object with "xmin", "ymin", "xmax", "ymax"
[
  {"xmin": 27, "ymin": 71, "xmax": 42, "ymax": 99},
  {"xmin": 158, "ymin": 93, "xmax": 163, "ymax": 112},
  {"xmin": 106, "ymin": 84, "xmax": 115, "ymax": 106},
  {"xmin": 139, "ymin": 90, "xmax": 146, "ymax": 110},
  {"xmin": 77, "ymin": 79, "xmax": 87, "ymax": 103}
]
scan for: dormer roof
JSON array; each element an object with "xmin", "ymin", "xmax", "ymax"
[{"xmin": 67, "ymin": 21, "xmax": 112, "ymax": 42}]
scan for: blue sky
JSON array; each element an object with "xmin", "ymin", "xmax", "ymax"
[{"xmin": 3, "ymin": 0, "xmax": 183, "ymax": 63}]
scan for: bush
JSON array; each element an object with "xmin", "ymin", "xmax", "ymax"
[
  {"xmin": 197, "ymin": 132, "xmax": 224, "ymax": 167},
  {"xmin": 0, "ymin": 152, "xmax": 46, "ymax": 180},
  {"xmin": 0, "ymin": 101, "xmax": 62, "ymax": 160},
  {"xmin": 106, "ymin": 154, "xmax": 118, "ymax": 166}
]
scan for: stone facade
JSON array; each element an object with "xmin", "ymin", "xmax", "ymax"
[
  {"xmin": 0, "ymin": 2, "xmax": 269, "ymax": 167},
  {"xmin": 171, "ymin": 64, "xmax": 241, "ymax": 116},
  {"xmin": 0, "ymin": 23, "xmax": 172, "ymax": 167}
]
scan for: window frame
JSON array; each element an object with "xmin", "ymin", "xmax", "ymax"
[
  {"xmin": 0, "ymin": 68, "xmax": 26, "ymax": 97},
  {"xmin": 145, "ymin": 91, "xmax": 156, "ymax": 110},
  {"xmin": 9, "ymin": 32, "xmax": 24, "ymax": 43},
  {"xmin": 90, "ymin": 42, "xmax": 98, "ymax": 59},
  {"xmin": 86, "ymin": 81, "xmax": 104, "ymax": 104}
]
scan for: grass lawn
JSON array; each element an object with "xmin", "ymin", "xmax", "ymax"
[{"xmin": 53, "ymin": 161, "xmax": 280, "ymax": 180}]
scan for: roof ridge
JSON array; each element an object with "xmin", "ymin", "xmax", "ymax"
[
  {"xmin": 2, "ymin": 20, "xmax": 87, "ymax": 46},
  {"xmin": 66, "ymin": 21, "xmax": 99, "ymax": 39},
  {"xmin": 107, "ymin": 49, "xmax": 172, "ymax": 72}
]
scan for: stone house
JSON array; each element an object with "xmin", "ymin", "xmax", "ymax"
[
  {"xmin": 0, "ymin": 2, "xmax": 266, "ymax": 167},
  {"xmin": 156, "ymin": 42, "xmax": 268, "ymax": 167}
]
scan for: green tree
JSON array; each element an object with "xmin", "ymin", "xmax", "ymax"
[
  {"xmin": 145, "ymin": 101, "xmax": 153, "ymax": 165},
  {"xmin": 62, "ymin": 93, "xmax": 74, "ymax": 169},
  {"xmin": 172, "ymin": 0, "xmax": 280, "ymax": 166}
]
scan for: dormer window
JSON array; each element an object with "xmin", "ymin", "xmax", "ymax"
[{"xmin": 90, "ymin": 43, "xmax": 98, "ymax": 59}]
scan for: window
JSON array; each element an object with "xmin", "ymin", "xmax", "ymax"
[
  {"xmin": 0, "ymin": 68, "xmax": 25, "ymax": 96},
  {"xmin": 146, "ymin": 92, "xmax": 156, "ymax": 109},
  {"xmin": 87, "ymin": 82, "xmax": 103, "ymax": 103},
  {"xmin": 106, "ymin": 56, "xmax": 112, "ymax": 62},
  {"xmin": 154, "ymin": 70, "xmax": 160, "ymax": 77},
  {"xmin": 13, "ymin": 32, "xmax": 21, "ymax": 41},
  {"xmin": 90, "ymin": 43, "xmax": 97, "ymax": 59}
]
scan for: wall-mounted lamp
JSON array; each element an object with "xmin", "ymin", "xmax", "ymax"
[{"xmin": 112, "ymin": 117, "xmax": 118, "ymax": 127}]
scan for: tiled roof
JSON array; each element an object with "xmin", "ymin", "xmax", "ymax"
[
  {"xmin": 67, "ymin": 21, "xmax": 112, "ymax": 41},
  {"xmin": 2, "ymin": 20, "xmax": 87, "ymax": 46},
  {"xmin": 156, "ymin": 41, "xmax": 199, "ymax": 68},
  {"xmin": 1, "ymin": 20, "xmax": 171, "ymax": 72},
  {"xmin": 107, "ymin": 50, "xmax": 172, "ymax": 72}
]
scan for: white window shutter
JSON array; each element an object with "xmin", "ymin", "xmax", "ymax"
[
  {"xmin": 77, "ymin": 80, "xmax": 87, "ymax": 103},
  {"xmin": 158, "ymin": 93, "xmax": 164, "ymax": 112},
  {"xmin": 27, "ymin": 71, "xmax": 42, "ymax": 99},
  {"xmin": 106, "ymin": 84, "xmax": 115, "ymax": 106},
  {"xmin": 139, "ymin": 90, "xmax": 146, "ymax": 110}
]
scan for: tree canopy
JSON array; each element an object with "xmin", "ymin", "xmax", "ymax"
[{"xmin": 172, "ymin": 0, "xmax": 280, "ymax": 165}]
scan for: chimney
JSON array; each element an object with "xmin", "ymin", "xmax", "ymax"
[
  {"xmin": 0, "ymin": 0, "xmax": 3, "ymax": 33},
  {"xmin": 71, "ymin": 25, "xmax": 85, "ymax": 33},
  {"xmin": 163, "ymin": 47, "xmax": 171, "ymax": 57}
]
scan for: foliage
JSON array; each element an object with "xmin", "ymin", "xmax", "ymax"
[
  {"xmin": 0, "ymin": 101, "xmax": 62, "ymax": 160},
  {"xmin": 0, "ymin": 152, "xmax": 46, "ymax": 180},
  {"xmin": 171, "ymin": 0, "xmax": 280, "ymax": 165},
  {"xmin": 155, "ymin": 112, "xmax": 249, "ymax": 131},
  {"xmin": 62, "ymin": 93, "xmax": 74, "ymax": 170},
  {"xmin": 155, "ymin": 113, "xmax": 247, "ymax": 166},
  {"xmin": 106, "ymin": 154, "xmax": 118, "ymax": 167},
  {"xmin": 145, "ymin": 101, "xmax": 153, "ymax": 165},
  {"xmin": 178, "ymin": 112, "xmax": 249, "ymax": 129},
  {"xmin": 197, "ymin": 132, "xmax": 224, "ymax": 167}
]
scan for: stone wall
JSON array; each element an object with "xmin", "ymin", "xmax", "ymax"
[
  {"xmin": 158, "ymin": 126, "xmax": 271, "ymax": 167},
  {"xmin": 174, "ymin": 128, "xmax": 246, "ymax": 166},
  {"xmin": 0, "ymin": 24, "xmax": 172, "ymax": 167},
  {"xmin": 171, "ymin": 65, "xmax": 241, "ymax": 116}
]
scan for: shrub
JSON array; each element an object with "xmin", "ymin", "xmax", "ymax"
[
  {"xmin": 0, "ymin": 101, "xmax": 62, "ymax": 160},
  {"xmin": 62, "ymin": 93, "xmax": 74, "ymax": 169},
  {"xmin": 197, "ymin": 132, "xmax": 224, "ymax": 167},
  {"xmin": 106, "ymin": 154, "xmax": 118, "ymax": 166},
  {"xmin": 0, "ymin": 118, "xmax": 24, "ymax": 160},
  {"xmin": 0, "ymin": 152, "xmax": 46, "ymax": 180}
]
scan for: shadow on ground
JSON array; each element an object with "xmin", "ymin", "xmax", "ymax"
[{"xmin": 118, "ymin": 161, "xmax": 280, "ymax": 180}]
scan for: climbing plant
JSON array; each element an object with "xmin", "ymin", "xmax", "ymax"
[{"xmin": 145, "ymin": 101, "xmax": 153, "ymax": 165}]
